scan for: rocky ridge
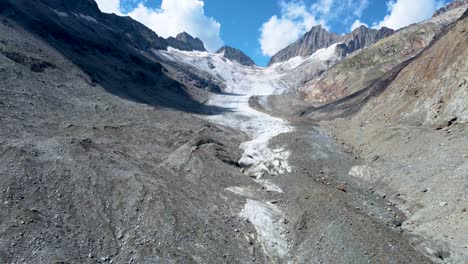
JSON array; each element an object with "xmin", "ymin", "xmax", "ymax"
[{"xmin": 268, "ymin": 25, "xmax": 394, "ymax": 65}]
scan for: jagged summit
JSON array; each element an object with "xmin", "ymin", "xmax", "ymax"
[
  {"xmin": 268, "ymin": 25, "xmax": 394, "ymax": 65},
  {"xmin": 341, "ymin": 25, "xmax": 394, "ymax": 55},
  {"xmin": 166, "ymin": 32, "xmax": 206, "ymax": 52},
  {"xmin": 216, "ymin": 46, "xmax": 255, "ymax": 66}
]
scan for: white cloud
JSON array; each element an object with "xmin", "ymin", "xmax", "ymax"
[
  {"xmin": 350, "ymin": 19, "xmax": 368, "ymax": 31},
  {"xmin": 259, "ymin": 0, "xmax": 372, "ymax": 56},
  {"xmin": 259, "ymin": 1, "xmax": 324, "ymax": 56},
  {"xmin": 95, "ymin": 0, "xmax": 223, "ymax": 52},
  {"xmin": 311, "ymin": 0, "xmax": 369, "ymax": 18},
  {"xmin": 353, "ymin": 0, "xmax": 370, "ymax": 17},
  {"xmin": 373, "ymin": 0, "xmax": 445, "ymax": 30},
  {"xmin": 312, "ymin": 0, "xmax": 335, "ymax": 15},
  {"xmin": 95, "ymin": 0, "xmax": 123, "ymax": 15}
]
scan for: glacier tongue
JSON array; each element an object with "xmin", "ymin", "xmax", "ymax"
[
  {"xmin": 156, "ymin": 45, "xmax": 342, "ymax": 179},
  {"xmin": 155, "ymin": 45, "xmax": 343, "ymax": 259},
  {"xmin": 157, "ymin": 48, "xmax": 300, "ymax": 179}
]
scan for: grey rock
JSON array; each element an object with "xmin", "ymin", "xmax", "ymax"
[{"xmin": 216, "ymin": 46, "xmax": 255, "ymax": 66}]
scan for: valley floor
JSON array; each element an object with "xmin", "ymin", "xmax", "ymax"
[{"xmin": 1, "ymin": 7, "xmax": 467, "ymax": 263}]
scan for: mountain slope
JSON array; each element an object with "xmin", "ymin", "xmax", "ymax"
[
  {"xmin": 268, "ymin": 25, "xmax": 394, "ymax": 65},
  {"xmin": 0, "ymin": 0, "xmax": 224, "ymax": 113}
]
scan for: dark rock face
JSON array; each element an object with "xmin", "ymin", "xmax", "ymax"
[
  {"xmin": 166, "ymin": 32, "xmax": 206, "ymax": 52},
  {"xmin": 216, "ymin": 46, "xmax": 255, "ymax": 66},
  {"xmin": 268, "ymin": 25, "xmax": 394, "ymax": 65},
  {"xmin": 433, "ymin": 0, "xmax": 468, "ymax": 17}
]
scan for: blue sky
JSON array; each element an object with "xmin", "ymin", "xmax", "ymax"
[{"xmin": 96, "ymin": 0, "xmax": 449, "ymax": 66}]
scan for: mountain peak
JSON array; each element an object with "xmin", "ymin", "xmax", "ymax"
[
  {"xmin": 351, "ymin": 25, "xmax": 368, "ymax": 33},
  {"xmin": 268, "ymin": 25, "xmax": 340, "ymax": 65},
  {"xmin": 176, "ymin": 32, "xmax": 195, "ymax": 41},
  {"xmin": 166, "ymin": 32, "xmax": 206, "ymax": 52},
  {"xmin": 216, "ymin": 46, "xmax": 255, "ymax": 66}
]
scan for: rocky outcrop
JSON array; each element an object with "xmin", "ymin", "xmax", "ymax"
[
  {"xmin": 268, "ymin": 25, "xmax": 394, "ymax": 65},
  {"xmin": 433, "ymin": 0, "xmax": 468, "ymax": 17},
  {"xmin": 216, "ymin": 46, "xmax": 255, "ymax": 66},
  {"xmin": 166, "ymin": 32, "xmax": 206, "ymax": 52}
]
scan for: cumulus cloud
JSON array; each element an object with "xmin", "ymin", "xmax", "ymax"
[
  {"xmin": 95, "ymin": 0, "xmax": 223, "ymax": 52},
  {"xmin": 311, "ymin": 0, "xmax": 369, "ymax": 19},
  {"xmin": 373, "ymin": 0, "xmax": 445, "ymax": 30},
  {"xmin": 95, "ymin": 0, "xmax": 123, "ymax": 15},
  {"xmin": 350, "ymin": 19, "xmax": 368, "ymax": 31},
  {"xmin": 259, "ymin": 0, "xmax": 371, "ymax": 56},
  {"xmin": 353, "ymin": 0, "xmax": 370, "ymax": 17},
  {"xmin": 259, "ymin": 1, "xmax": 323, "ymax": 56}
]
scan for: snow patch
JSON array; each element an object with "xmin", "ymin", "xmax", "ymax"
[
  {"xmin": 269, "ymin": 43, "xmax": 341, "ymax": 72},
  {"xmin": 240, "ymin": 199, "xmax": 288, "ymax": 257},
  {"xmin": 77, "ymin": 13, "xmax": 98, "ymax": 23},
  {"xmin": 51, "ymin": 8, "xmax": 68, "ymax": 17},
  {"xmin": 225, "ymin": 186, "xmax": 257, "ymax": 198},
  {"xmin": 309, "ymin": 43, "xmax": 341, "ymax": 61}
]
